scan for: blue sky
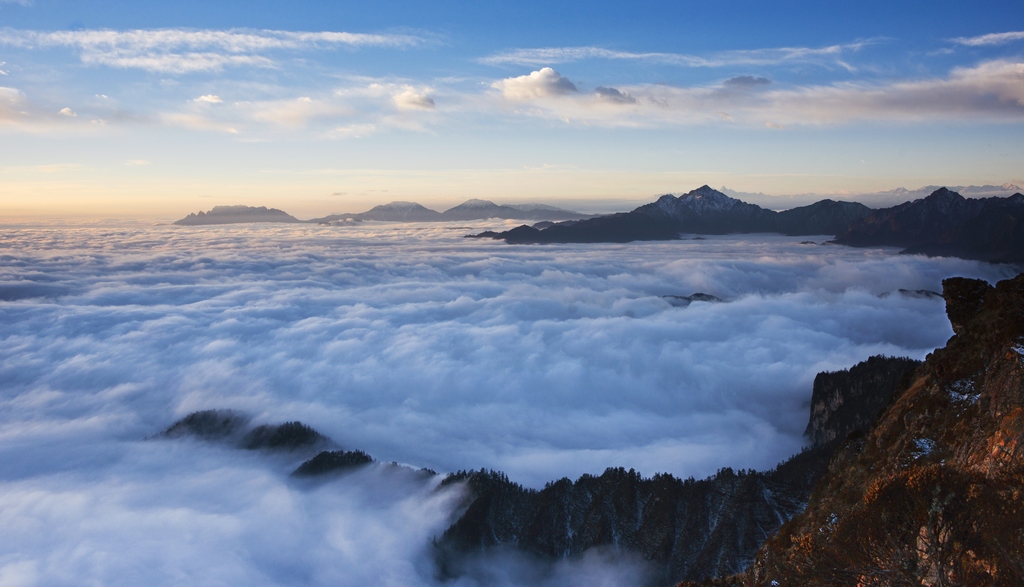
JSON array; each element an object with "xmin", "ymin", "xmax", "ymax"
[{"xmin": 1, "ymin": 0, "xmax": 1022, "ymax": 218}]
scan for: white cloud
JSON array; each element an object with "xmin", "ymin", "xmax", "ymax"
[
  {"xmin": 58, "ymin": 107, "xmax": 76, "ymax": 117},
  {"xmin": 194, "ymin": 94, "xmax": 223, "ymax": 103},
  {"xmin": 480, "ymin": 41, "xmax": 875, "ymax": 69},
  {"xmin": 952, "ymin": 30, "xmax": 1024, "ymax": 46},
  {"xmin": 493, "ymin": 68, "xmax": 578, "ymax": 100},
  {"xmin": 0, "ymin": 28, "xmax": 425, "ymax": 73},
  {"xmin": 393, "ymin": 88, "xmax": 435, "ymax": 110}
]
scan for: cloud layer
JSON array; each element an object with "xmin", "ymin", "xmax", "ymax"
[{"xmin": 0, "ymin": 223, "xmax": 1016, "ymax": 584}]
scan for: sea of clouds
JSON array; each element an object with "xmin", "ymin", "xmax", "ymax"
[{"xmin": 0, "ymin": 221, "xmax": 1015, "ymax": 586}]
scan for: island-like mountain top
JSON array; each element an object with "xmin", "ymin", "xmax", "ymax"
[
  {"xmin": 174, "ymin": 200, "xmax": 594, "ymax": 225},
  {"xmin": 173, "ymin": 205, "xmax": 301, "ymax": 226},
  {"xmin": 308, "ymin": 199, "xmax": 592, "ymax": 223}
]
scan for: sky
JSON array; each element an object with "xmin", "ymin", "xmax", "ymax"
[
  {"xmin": 1, "ymin": 223, "xmax": 1016, "ymax": 584},
  {"xmin": 0, "ymin": 0, "xmax": 1022, "ymax": 218}
]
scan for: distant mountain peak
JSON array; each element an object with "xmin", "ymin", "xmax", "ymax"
[
  {"xmin": 677, "ymin": 185, "xmax": 743, "ymax": 213},
  {"xmin": 451, "ymin": 199, "xmax": 499, "ymax": 208},
  {"xmin": 374, "ymin": 201, "xmax": 429, "ymax": 209}
]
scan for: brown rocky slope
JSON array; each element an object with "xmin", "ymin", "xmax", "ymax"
[{"xmin": 730, "ymin": 274, "xmax": 1024, "ymax": 586}]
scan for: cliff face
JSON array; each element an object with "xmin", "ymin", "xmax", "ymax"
[
  {"xmin": 745, "ymin": 274, "xmax": 1024, "ymax": 586},
  {"xmin": 804, "ymin": 356, "xmax": 922, "ymax": 448},
  {"xmin": 435, "ymin": 356, "xmax": 920, "ymax": 585}
]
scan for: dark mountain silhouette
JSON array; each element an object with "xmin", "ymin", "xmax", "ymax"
[
  {"xmin": 736, "ymin": 274, "xmax": 1024, "ymax": 587},
  {"xmin": 476, "ymin": 186, "xmax": 872, "ymax": 243},
  {"xmin": 157, "ymin": 411, "xmax": 335, "ymax": 455},
  {"xmin": 173, "ymin": 205, "xmax": 301, "ymax": 225},
  {"xmin": 292, "ymin": 450, "xmax": 374, "ymax": 476},
  {"xmin": 832, "ymin": 188, "xmax": 1024, "ymax": 262}
]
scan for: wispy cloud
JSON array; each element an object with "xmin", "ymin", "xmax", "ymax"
[
  {"xmin": 481, "ymin": 60, "xmax": 1024, "ymax": 128},
  {"xmin": 480, "ymin": 41, "xmax": 876, "ymax": 69},
  {"xmin": 951, "ymin": 31, "xmax": 1024, "ymax": 46},
  {"xmin": 0, "ymin": 28, "xmax": 426, "ymax": 73}
]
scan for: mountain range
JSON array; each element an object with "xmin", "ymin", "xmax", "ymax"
[
  {"xmin": 722, "ymin": 183, "xmax": 1024, "ymax": 210},
  {"xmin": 478, "ymin": 186, "xmax": 1024, "ymax": 263},
  {"xmin": 173, "ymin": 200, "xmax": 591, "ymax": 225}
]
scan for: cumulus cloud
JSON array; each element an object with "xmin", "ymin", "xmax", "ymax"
[
  {"xmin": 952, "ymin": 30, "xmax": 1024, "ymax": 46},
  {"xmin": 479, "ymin": 41, "xmax": 874, "ymax": 69},
  {"xmin": 393, "ymin": 88, "xmax": 435, "ymax": 110},
  {"xmin": 194, "ymin": 94, "xmax": 223, "ymax": 103},
  {"xmin": 58, "ymin": 107, "xmax": 76, "ymax": 116},
  {"xmin": 1, "ymin": 225, "xmax": 1017, "ymax": 584},
  {"xmin": 0, "ymin": 28, "xmax": 425, "ymax": 73},
  {"xmin": 493, "ymin": 67, "xmax": 578, "ymax": 100}
]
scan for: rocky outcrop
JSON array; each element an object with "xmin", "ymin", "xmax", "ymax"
[
  {"xmin": 744, "ymin": 274, "xmax": 1024, "ymax": 586},
  {"xmin": 173, "ymin": 205, "xmax": 301, "ymax": 225}
]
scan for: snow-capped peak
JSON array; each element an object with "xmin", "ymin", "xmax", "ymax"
[{"xmin": 677, "ymin": 185, "xmax": 740, "ymax": 213}]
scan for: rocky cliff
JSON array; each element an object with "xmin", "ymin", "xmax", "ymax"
[
  {"xmin": 742, "ymin": 274, "xmax": 1024, "ymax": 586},
  {"xmin": 804, "ymin": 356, "xmax": 922, "ymax": 448}
]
